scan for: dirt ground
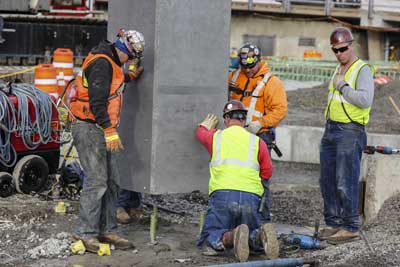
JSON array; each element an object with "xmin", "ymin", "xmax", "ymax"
[{"xmin": 1, "ymin": 80, "xmax": 400, "ymax": 266}]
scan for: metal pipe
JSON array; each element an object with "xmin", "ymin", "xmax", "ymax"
[
  {"xmin": 325, "ymin": 0, "xmax": 331, "ymax": 17},
  {"xmin": 248, "ymin": 0, "xmax": 253, "ymax": 11},
  {"xmin": 368, "ymin": 0, "xmax": 374, "ymax": 19},
  {"xmin": 384, "ymin": 35, "xmax": 389, "ymax": 62},
  {"xmin": 206, "ymin": 258, "xmax": 305, "ymax": 267}
]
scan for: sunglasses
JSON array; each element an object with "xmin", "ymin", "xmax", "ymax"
[{"xmin": 331, "ymin": 46, "xmax": 349, "ymax": 54}]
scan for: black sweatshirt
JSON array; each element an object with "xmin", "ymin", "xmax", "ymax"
[{"xmin": 84, "ymin": 40, "xmax": 129, "ymax": 129}]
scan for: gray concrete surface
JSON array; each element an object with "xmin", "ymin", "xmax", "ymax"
[
  {"xmin": 274, "ymin": 125, "xmax": 400, "ymax": 164},
  {"xmin": 362, "ymin": 154, "xmax": 400, "ymax": 224},
  {"xmin": 108, "ymin": 0, "xmax": 230, "ymax": 194}
]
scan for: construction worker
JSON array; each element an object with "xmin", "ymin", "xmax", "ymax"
[
  {"xmin": 228, "ymin": 43, "xmax": 287, "ymax": 223},
  {"xmin": 196, "ymin": 100, "xmax": 279, "ymax": 262},
  {"xmin": 69, "ymin": 28, "xmax": 145, "ymax": 253},
  {"xmin": 319, "ymin": 27, "xmax": 374, "ymax": 244}
]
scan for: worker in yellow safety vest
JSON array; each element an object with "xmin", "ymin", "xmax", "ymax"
[
  {"xmin": 319, "ymin": 27, "xmax": 374, "ymax": 244},
  {"xmin": 195, "ymin": 100, "xmax": 279, "ymax": 262}
]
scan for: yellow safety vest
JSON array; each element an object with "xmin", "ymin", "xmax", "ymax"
[
  {"xmin": 209, "ymin": 126, "xmax": 263, "ymax": 196},
  {"xmin": 324, "ymin": 59, "xmax": 372, "ymax": 125}
]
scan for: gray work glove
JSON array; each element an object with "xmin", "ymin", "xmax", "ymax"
[
  {"xmin": 333, "ymin": 74, "xmax": 347, "ymax": 93},
  {"xmin": 247, "ymin": 120, "xmax": 262, "ymax": 135}
]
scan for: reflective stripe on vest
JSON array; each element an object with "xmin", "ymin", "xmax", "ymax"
[
  {"xmin": 209, "ymin": 126, "xmax": 263, "ymax": 196},
  {"xmin": 325, "ymin": 59, "xmax": 372, "ymax": 125},
  {"xmin": 231, "ymin": 68, "xmax": 271, "ymax": 124},
  {"xmin": 210, "ymin": 130, "xmax": 260, "ymax": 171}
]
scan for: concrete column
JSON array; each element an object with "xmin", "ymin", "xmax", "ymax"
[
  {"xmin": 366, "ymin": 31, "xmax": 383, "ymax": 61},
  {"xmin": 108, "ymin": 0, "xmax": 230, "ymax": 194}
]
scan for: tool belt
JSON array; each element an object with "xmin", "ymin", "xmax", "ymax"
[{"xmin": 257, "ymin": 130, "xmax": 283, "ymax": 158}]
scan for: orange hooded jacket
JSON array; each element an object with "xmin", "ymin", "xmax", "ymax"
[{"xmin": 228, "ymin": 61, "xmax": 287, "ymax": 132}]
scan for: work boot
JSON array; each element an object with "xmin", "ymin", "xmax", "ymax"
[
  {"xmin": 72, "ymin": 234, "xmax": 100, "ymax": 253},
  {"xmin": 326, "ymin": 229, "xmax": 360, "ymax": 244},
  {"xmin": 319, "ymin": 226, "xmax": 339, "ymax": 240},
  {"xmin": 128, "ymin": 207, "xmax": 145, "ymax": 217},
  {"xmin": 98, "ymin": 234, "xmax": 134, "ymax": 250},
  {"xmin": 259, "ymin": 223, "xmax": 279, "ymax": 259},
  {"xmin": 222, "ymin": 224, "xmax": 249, "ymax": 262},
  {"xmin": 117, "ymin": 207, "xmax": 131, "ymax": 224}
]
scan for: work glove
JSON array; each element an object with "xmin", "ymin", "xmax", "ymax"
[
  {"xmin": 128, "ymin": 64, "xmax": 144, "ymax": 80},
  {"xmin": 104, "ymin": 127, "xmax": 124, "ymax": 152},
  {"xmin": 199, "ymin": 114, "xmax": 218, "ymax": 130},
  {"xmin": 333, "ymin": 74, "xmax": 347, "ymax": 93},
  {"xmin": 247, "ymin": 120, "xmax": 262, "ymax": 134}
]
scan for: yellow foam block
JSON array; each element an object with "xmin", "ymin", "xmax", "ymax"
[
  {"xmin": 71, "ymin": 240, "xmax": 86, "ymax": 254},
  {"xmin": 97, "ymin": 243, "xmax": 111, "ymax": 256},
  {"xmin": 55, "ymin": 201, "xmax": 66, "ymax": 213}
]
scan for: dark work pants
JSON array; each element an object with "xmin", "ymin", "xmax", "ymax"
[
  {"xmin": 320, "ymin": 120, "xmax": 366, "ymax": 232},
  {"xmin": 72, "ymin": 121, "xmax": 120, "ymax": 237}
]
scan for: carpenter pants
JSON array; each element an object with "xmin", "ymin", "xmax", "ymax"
[
  {"xmin": 72, "ymin": 121, "xmax": 120, "ymax": 237},
  {"xmin": 320, "ymin": 120, "xmax": 366, "ymax": 232},
  {"xmin": 196, "ymin": 190, "xmax": 264, "ymax": 252}
]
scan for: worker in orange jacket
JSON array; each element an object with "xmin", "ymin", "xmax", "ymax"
[
  {"xmin": 69, "ymin": 28, "xmax": 144, "ymax": 253},
  {"xmin": 228, "ymin": 43, "xmax": 287, "ymax": 223}
]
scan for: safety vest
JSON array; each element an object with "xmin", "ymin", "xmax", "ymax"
[
  {"xmin": 69, "ymin": 53, "xmax": 125, "ymax": 128},
  {"xmin": 229, "ymin": 64, "xmax": 272, "ymax": 126},
  {"xmin": 209, "ymin": 126, "xmax": 263, "ymax": 196},
  {"xmin": 324, "ymin": 59, "xmax": 372, "ymax": 125}
]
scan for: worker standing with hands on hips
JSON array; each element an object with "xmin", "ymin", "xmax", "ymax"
[
  {"xmin": 319, "ymin": 27, "xmax": 374, "ymax": 244},
  {"xmin": 228, "ymin": 43, "xmax": 287, "ymax": 223},
  {"xmin": 69, "ymin": 28, "xmax": 144, "ymax": 253},
  {"xmin": 196, "ymin": 100, "xmax": 279, "ymax": 262}
]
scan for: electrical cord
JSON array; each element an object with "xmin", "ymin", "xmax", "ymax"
[{"xmin": 0, "ymin": 83, "xmax": 59, "ymax": 167}]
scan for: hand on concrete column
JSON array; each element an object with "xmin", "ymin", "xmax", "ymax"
[
  {"xmin": 104, "ymin": 127, "xmax": 124, "ymax": 152},
  {"xmin": 199, "ymin": 114, "xmax": 218, "ymax": 130}
]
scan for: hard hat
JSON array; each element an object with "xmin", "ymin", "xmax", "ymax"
[
  {"xmin": 116, "ymin": 29, "xmax": 145, "ymax": 58},
  {"xmin": 223, "ymin": 100, "xmax": 247, "ymax": 120},
  {"xmin": 330, "ymin": 27, "xmax": 353, "ymax": 46},
  {"xmin": 238, "ymin": 43, "xmax": 261, "ymax": 68}
]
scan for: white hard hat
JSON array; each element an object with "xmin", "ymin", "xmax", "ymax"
[{"xmin": 117, "ymin": 28, "xmax": 145, "ymax": 56}]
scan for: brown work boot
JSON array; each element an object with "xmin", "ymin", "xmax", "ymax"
[
  {"xmin": 326, "ymin": 229, "xmax": 360, "ymax": 244},
  {"xmin": 319, "ymin": 226, "xmax": 340, "ymax": 240},
  {"xmin": 232, "ymin": 224, "xmax": 250, "ymax": 262},
  {"xmin": 259, "ymin": 223, "xmax": 279, "ymax": 259},
  {"xmin": 72, "ymin": 234, "xmax": 100, "ymax": 253},
  {"xmin": 128, "ymin": 207, "xmax": 144, "ymax": 217},
  {"xmin": 98, "ymin": 234, "xmax": 134, "ymax": 250},
  {"xmin": 117, "ymin": 207, "xmax": 131, "ymax": 224}
]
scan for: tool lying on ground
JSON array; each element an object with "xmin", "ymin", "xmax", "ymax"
[
  {"xmin": 363, "ymin": 145, "xmax": 400, "ymax": 155},
  {"xmin": 281, "ymin": 220, "xmax": 324, "ymax": 250}
]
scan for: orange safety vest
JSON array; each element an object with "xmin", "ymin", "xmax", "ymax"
[
  {"xmin": 228, "ymin": 62, "xmax": 272, "ymax": 128},
  {"xmin": 69, "ymin": 53, "xmax": 125, "ymax": 128}
]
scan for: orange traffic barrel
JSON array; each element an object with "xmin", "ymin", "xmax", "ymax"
[
  {"xmin": 53, "ymin": 48, "xmax": 74, "ymax": 96},
  {"xmin": 34, "ymin": 64, "xmax": 58, "ymax": 97}
]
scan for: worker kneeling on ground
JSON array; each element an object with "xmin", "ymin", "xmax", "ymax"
[
  {"xmin": 69, "ymin": 28, "xmax": 144, "ymax": 253},
  {"xmin": 196, "ymin": 100, "xmax": 279, "ymax": 262}
]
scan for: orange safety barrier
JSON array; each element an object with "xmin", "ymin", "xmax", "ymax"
[
  {"xmin": 53, "ymin": 48, "xmax": 74, "ymax": 96},
  {"xmin": 34, "ymin": 64, "xmax": 58, "ymax": 97}
]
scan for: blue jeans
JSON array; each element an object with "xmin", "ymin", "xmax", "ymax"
[
  {"xmin": 196, "ymin": 190, "xmax": 264, "ymax": 251},
  {"xmin": 72, "ymin": 121, "xmax": 120, "ymax": 237},
  {"xmin": 117, "ymin": 190, "xmax": 142, "ymax": 209},
  {"xmin": 319, "ymin": 120, "xmax": 366, "ymax": 232}
]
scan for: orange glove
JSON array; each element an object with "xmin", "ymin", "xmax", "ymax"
[
  {"xmin": 128, "ymin": 64, "xmax": 144, "ymax": 80},
  {"xmin": 103, "ymin": 127, "xmax": 124, "ymax": 152}
]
